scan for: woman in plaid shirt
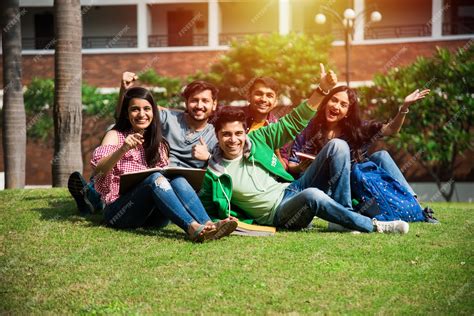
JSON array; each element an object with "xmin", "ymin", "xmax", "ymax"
[{"xmin": 91, "ymin": 87, "xmax": 237, "ymax": 242}]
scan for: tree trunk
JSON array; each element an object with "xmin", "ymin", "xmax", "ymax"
[
  {"xmin": 1, "ymin": 0, "xmax": 26, "ymax": 188},
  {"xmin": 440, "ymin": 181, "xmax": 455, "ymax": 202},
  {"xmin": 52, "ymin": 0, "xmax": 83, "ymax": 186},
  {"xmin": 419, "ymin": 159, "xmax": 455, "ymax": 202},
  {"xmin": 439, "ymin": 145, "xmax": 458, "ymax": 202}
]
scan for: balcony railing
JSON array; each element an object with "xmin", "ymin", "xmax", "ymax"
[
  {"xmin": 82, "ymin": 36, "xmax": 137, "ymax": 49},
  {"xmin": 22, "ymin": 37, "xmax": 56, "ymax": 50},
  {"xmin": 443, "ymin": 21, "xmax": 474, "ymax": 35},
  {"xmin": 365, "ymin": 23, "xmax": 431, "ymax": 39},
  {"xmin": 21, "ymin": 23, "xmax": 472, "ymax": 51},
  {"xmin": 22, "ymin": 36, "xmax": 138, "ymax": 50},
  {"xmin": 148, "ymin": 34, "xmax": 208, "ymax": 47},
  {"xmin": 365, "ymin": 24, "xmax": 431, "ymax": 39}
]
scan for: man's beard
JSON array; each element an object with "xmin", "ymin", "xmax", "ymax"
[{"xmin": 187, "ymin": 110, "xmax": 208, "ymax": 122}]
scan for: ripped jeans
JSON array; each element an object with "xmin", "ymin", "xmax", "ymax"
[{"xmin": 104, "ymin": 172, "xmax": 211, "ymax": 232}]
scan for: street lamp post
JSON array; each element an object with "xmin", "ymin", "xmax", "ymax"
[{"xmin": 315, "ymin": 7, "xmax": 382, "ymax": 87}]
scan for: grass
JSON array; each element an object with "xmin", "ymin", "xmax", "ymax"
[{"xmin": 0, "ymin": 188, "xmax": 473, "ymax": 315}]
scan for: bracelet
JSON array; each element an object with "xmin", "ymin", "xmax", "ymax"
[
  {"xmin": 315, "ymin": 85, "xmax": 329, "ymax": 96},
  {"xmin": 399, "ymin": 106, "xmax": 409, "ymax": 114}
]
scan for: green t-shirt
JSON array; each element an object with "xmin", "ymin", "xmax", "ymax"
[{"xmin": 222, "ymin": 156, "xmax": 289, "ymax": 225}]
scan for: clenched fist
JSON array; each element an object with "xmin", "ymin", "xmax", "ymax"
[{"xmin": 122, "ymin": 71, "xmax": 138, "ymax": 90}]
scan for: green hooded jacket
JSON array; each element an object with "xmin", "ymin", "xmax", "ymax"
[{"xmin": 198, "ymin": 101, "xmax": 317, "ymax": 222}]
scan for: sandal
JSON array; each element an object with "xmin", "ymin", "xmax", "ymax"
[
  {"xmin": 212, "ymin": 219, "xmax": 238, "ymax": 240},
  {"xmin": 190, "ymin": 224, "xmax": 217, "ymax": 243}
]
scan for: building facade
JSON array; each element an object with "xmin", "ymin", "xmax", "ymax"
[{"xmin": 1, "ymin": 0, "xmax": 473, "ymax": 87}]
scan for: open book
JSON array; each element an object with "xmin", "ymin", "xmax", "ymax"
[
  {"xmin": 295, "ymin": 151, "xmax": 316, "ymax": 161},
  {"xmin": 119, "ymin": 167, "xmax": 206, "ymax": 195},
  {"xmin": 231, "ymin": 221, "xmax": 276, "ymax": 237}
]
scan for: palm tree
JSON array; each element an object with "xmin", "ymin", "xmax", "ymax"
[
  {"xmin": 52, "ymin": 0, "xmax": 83, "ymax": 186},
  {"xmin": 1, "ymin": 0, "xmax": 26, "ymax": 188}
]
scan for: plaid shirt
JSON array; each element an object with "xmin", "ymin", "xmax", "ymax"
[
  {"xmin": 243, "ymin": 106, "xmax": 279, "ymax": 132},
  {"xmin": 91, "ymin": 129, "xmax": 169, "ymax": 204}
]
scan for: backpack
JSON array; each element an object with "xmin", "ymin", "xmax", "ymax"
[{"xmin": 350, "ymin": 161, "xmax": 426, "ymax": 222}]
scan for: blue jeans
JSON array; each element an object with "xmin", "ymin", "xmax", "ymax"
[
  {"xmin": 274, "ymin": 139, "xmax": 374, "ymax": 233},
  {"xmin": 369, "ymin": 150, "xmax": 416, "ymax": 197},
  {"xmin": 104, "ymin": 173, "xmax": 211, "ymax": 232},
  {"xmin": 86, "ymin": 176, "xmax": 104, "ymax": 211}
]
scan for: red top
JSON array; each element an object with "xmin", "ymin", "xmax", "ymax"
[{"xmin": 91, "ymin": 129, "xmax": 169, "ymax": 204}]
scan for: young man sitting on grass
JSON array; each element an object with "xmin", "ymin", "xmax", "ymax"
[
  {"xmin": 68, "ymin": 72, "xmax": 219, "ymax": 215},
  {"xmin": 198, "ymin": 65, "xmax": 409, "ymax": 234}
]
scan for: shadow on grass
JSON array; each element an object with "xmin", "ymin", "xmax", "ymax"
[
  {"xmin": 23, "ymin": 193, "xmax": 63, "ymax": 201},
  {"xmin": 30, "ymin": 193, "xmax": 339, "ymax": 240},
  {"xmin": 32, "ymin": 198, "xmax": 103, "ymax": 225},
  {"xmin": 31, "ymin": 197, "xmax": 186, "ymax": 242},
  {"xmin": 124, "ymin": 226, "xmax": 184, "ymax": 241}
]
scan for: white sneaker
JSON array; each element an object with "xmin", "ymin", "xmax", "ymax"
[
  {"xmin": 373, "ymin": 219, "xmax": 409, "ymax": 234},
  {"xmin": 328, "ymin": 222, "xmax": 361, "ymax": 234}
]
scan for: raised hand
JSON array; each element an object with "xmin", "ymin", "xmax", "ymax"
[
  {"xmin": 121, "ymin": 133, "xmax": 144, "ymax": 152},
  {"xmin": 122, "ymin": 71, "xmax": 138, "ymax": 90},
  {"xmin": 403, "ymin": 89, "xmax": 430, "ymax": 108},
  {"xmin": 319, "ymin": 63, "xmax": 337, "ymax": 91},
  {"xmin": 192, "ymin": 137, "xmax": 211, "ymax": 161}
]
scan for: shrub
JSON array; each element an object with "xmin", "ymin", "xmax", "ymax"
[
  {"xmin": 138, "ymin": 69, "xmax": 183, "ymax": 109},
  {"xmin": 191, "ymin": 33, "xmax": 333, "ymax": 105},
  {"xmin": 359, "ymin": 45, "xmax": 474, "ymax": 201},
  {"xmin": 23, "ymin": 78, "xmax": 118, "ymax": 140}
]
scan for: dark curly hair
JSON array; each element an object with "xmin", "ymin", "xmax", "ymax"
[{"xmin": 212, "ymin": 106, "xmax": 248, "ymax": 134}]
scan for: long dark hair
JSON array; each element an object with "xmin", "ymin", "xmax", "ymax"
[
  {"xmin": 309, "ymin": 86, "xmax": 383, "ymax": 160},
  {"xmin": 114, "ymin": 87, "xmax": 164, "ymax": 167}
]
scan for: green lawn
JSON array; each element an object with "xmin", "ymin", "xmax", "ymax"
[{"xmin": 0, "ymin": 189, "xmax": 473, "ymax": 315}]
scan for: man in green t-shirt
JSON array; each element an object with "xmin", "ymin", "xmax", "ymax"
[{"xmin": 199, "ymin": 65, "xmax": 409, "ymax": 234}]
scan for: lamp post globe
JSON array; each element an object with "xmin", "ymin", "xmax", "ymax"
[
  {"xmin": 314, "ymin": 7, "xmax": 381, "ymax": 87},
  {"xmin": 370, "ymin": 11, "xmax": 382, "ymax": 22},
  {"xmin": 343, "ymin": 8, "xmax": 356, "ymax": 20},
  {"xmin": 315, "ymin": 13, "xmax": 327, "ymax": 24}
]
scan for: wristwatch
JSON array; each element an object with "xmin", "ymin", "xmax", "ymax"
[{"xmin": 315, "ymin": 85, "xmax": 329, "ymax": 96}]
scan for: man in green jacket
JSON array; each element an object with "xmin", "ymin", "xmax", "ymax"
[{"xmin": 199, "ymin": 65, "xmax": 409, "ymax": 234}]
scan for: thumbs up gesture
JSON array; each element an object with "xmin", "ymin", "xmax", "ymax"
[
  {"xmin": 319, "ymin": 63, "xmax": 337, "ymax": 92},
  {"xmin": 192, "ymin": 137, "xmax": 211, "ymax": 161}
]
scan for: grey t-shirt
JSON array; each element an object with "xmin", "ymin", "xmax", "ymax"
[{"xmin": 160, "ymin": 109, "xmax": 217, "ymax": 169}]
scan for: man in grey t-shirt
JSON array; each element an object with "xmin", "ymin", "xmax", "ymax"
[
  {"xmin": 68, "ymin": 72, "xmax": 218, "ymax": 214},
  {"xmin": 119, "ymin": 72, "xmax": 218, "ymax": 168},
  {"xmin": 158, "ymin": 82, "xmax": 218, "ymax": 168}
]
